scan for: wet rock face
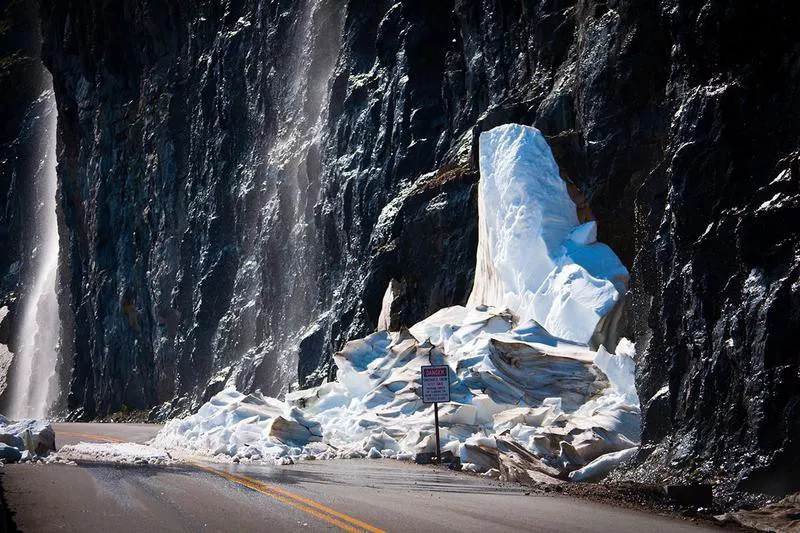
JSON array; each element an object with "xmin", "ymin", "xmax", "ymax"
[
  {"xmin": 627, "ymin": 2, "xmax": 800, "ymax": 500},
  {"xmin": 28, "ymin": 0, "xmax": 797, "ymax": 498},
  {"xmin": 0, "ymin": 0, "xmax": 46, "ymax": 323},
  {"xmin": 40, "ymin": 0, "xmax": 355, "ymax": 417}
]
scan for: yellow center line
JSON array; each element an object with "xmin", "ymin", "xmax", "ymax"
[
  {"xmin": 190, "ymin": 462, "xmax": 371, "ymax": 533},
  {"xmin": 189, "ymin": 462, "xmax": 386, "ymax": 533},
  {"xmin": 57, "ymin": 430, "xmax": 385, "ymax": 533},
  {"xmin": 58, "ymin": 431, "xmax": 126, "ymax": 443}
]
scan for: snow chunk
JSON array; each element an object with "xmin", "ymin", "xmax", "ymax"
[
  {"xmin": 57, "ymin": 443, "xmax": 171, "ymax": 465},
  {"xmin": 568, "ymin": 447, "xmax": 637, "ymax": 482},
  {"xmin": 0, "ymin": 418, "xmax": 56, "ymax": 455},
  {"xmin": 469, "ymin": 124, "xmax": 577, "ymax": 315},
  {"xmin": 567, "ymin": 222, "xmax": 597, "ymax": 245},
  {"xmin": 409, "ymin": 306, "xmax": 467, "ymax": 345},
  {"xmin": 334, "ymin": 331, "xmax": 393, "ymax": 398},
  {"xmin": 593, "ymin": 338, "xmax": 639, "ymax": 405},
  {"xmin": 377, "ymin": 280, "xmax": 398, "ymax": 331},
  {"xmin": 529, "ymin": 263, "xmax": 619, "ymax": 343}
]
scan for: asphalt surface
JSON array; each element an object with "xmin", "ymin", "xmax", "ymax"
[{"xmin": 0, "ymin": 423, "xmax": 720, "ymax": 533}]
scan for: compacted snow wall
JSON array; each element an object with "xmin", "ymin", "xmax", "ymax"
[{"xmin": 469, "ymin": 125, "xmax": 628, "ymax": 343}]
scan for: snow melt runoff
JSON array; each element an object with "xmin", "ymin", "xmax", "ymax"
[{"xmin": 153, "ymin": 124, "xmax": 639, "ymax": 483}]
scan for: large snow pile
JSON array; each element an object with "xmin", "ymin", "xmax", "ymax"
[
  {"xmin": 154, "ymin": 124, "xmax": 640, "ymax": 482},
  {"xmin": 290, "ymin": 308, "xmax": 640, "ymax": 478}
]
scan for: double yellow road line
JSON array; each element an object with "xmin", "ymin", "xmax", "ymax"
[
  {"xmin": 58, "ymin": 431, "xmax": 385, "ymax": 533},
  {"xmin": 59, "ymin": 431, "xmax": 127, "ymax": 444},
  {"xmin": 189, "ymin": 462, "xmax": 383, "ymax": 533}
]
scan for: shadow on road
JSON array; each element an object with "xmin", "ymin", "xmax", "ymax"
[{"xmin": 0, "ymin": 474, "xmax": 20, "ymax": 533}]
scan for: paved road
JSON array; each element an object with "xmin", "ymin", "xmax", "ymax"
[{"xmin": 1, "ymin": 423, "xmax": 719, "ymax": 533}]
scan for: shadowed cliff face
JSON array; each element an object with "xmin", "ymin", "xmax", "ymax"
[
  {"xmin": 28, "ymin": 0, "xmax": 799, "ymax": 499},
  {"xmin": 39, "ymin": 0, "xmax": 355, "ymax": 417}
]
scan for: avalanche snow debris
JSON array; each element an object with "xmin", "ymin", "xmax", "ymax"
[
  {"xmin": 56, "ymin": 442, "xmax": 172, "ymax": 465},
  {"xmin": 0, "ymin": 416, "xmax": 56, "ymax": 456},
  {"xmin": 155, "ymin": 308, "xmax": 639, "ymax": 480},
  {"xmin": 152, "ymin": 389, "xmax": 325, "ymax": 461},
  {"xmin": 568, "ymin": 447, "xmax": 638, "ymax": 482},
  {"xmin": 154, "ymin": 124, "xmax": 639, "ymax": 482},
  {"xmin": 0, "ymin": 416, "xmax": 63, "ymax": 464}
]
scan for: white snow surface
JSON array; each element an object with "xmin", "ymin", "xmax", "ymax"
[
  {"xmin": 155, "ymin": 309, "xmax": 640, "ymax": 479},
  {"xmin": 467, "ymin": 124, "xmax": 628, "ymax": 344},
  {"xmin": 0, "ymin": 415, "xmax": 62, "ymax": 464},
  {"xmin": 152, "ymin": 389, "xmax": 325, "ymax": 461},
  {"xmin": 568, "ymin": 446, "xmax": 638, "ymax": 482},
  {"xmin": 56, "ymin": 442, "xmax": 171, "ymax": 465},
  {"xmin": 154, "ymin": 124, "xmax": 639, "ymax": 482},
  {"xmin": 377, "ymin": 280, "xmax": 397, "ymax": 332}
]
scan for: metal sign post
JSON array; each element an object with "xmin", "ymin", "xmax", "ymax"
[
  {"xmin": 421, "ymin": 365, "xmax": 450, "ymax": 465},
  {"xmin": 433, "ymin": 401, "xmax": 441, "ymax": 465}
]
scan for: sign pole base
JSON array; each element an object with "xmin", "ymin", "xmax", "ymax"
[{"xmin": 434, "ymin": 401, "xmax": 441, "ymax": 465}]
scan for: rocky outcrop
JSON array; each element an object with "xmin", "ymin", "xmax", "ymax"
[{"xmin": 1, "ymin": 0, "xmax": 791, "ymax": 502}]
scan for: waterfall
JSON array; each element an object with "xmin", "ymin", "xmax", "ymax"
[
  {"xmin": 264, "ymin": 0, "xmax": 340, "ymax": 393},
  {"xmin": 221, "ymin": 0, "xmax": 345, "ymax": 397},
  {"xmin": 8, "ymin": 81, "xmax": 60, "ymax": 420}
]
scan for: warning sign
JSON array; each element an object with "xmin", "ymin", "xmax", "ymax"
[{"xmin": 421, "ymin": 365, "xmax": 450, "ymax": 403}]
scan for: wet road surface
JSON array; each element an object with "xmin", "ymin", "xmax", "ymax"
[{"xmin": 1, "ymin": 423, "xmax": 719, "ymax": 533}]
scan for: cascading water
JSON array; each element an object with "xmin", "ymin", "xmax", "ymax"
[
  {"xmin": 220, "ymin": 0, "xmax": 345, "ymax": 397},
  {"xmin": 7, "ymin": 80, "xmax": 60, "ymax": 420},
  {"xmin": 258, "ymin": 0, "xmax": 332, "ymax": 393}
]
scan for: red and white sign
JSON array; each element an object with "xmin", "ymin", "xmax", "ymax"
[{"xmin": 421, "ymin": 365, "xmax": 450, "ymax": 403}]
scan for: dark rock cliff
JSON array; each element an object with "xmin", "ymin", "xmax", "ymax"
[
  {"xmin": 3, "ymin": 0, "xmax": 794, "ymax": 501},
  {"xmin": 624, "ymin": 2, "xmax": 800, "ymax": 503}
]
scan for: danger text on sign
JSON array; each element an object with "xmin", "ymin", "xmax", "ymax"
[{"xmin": 421, "ymin": 365, "xmax": 450, "ymax": 403}]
